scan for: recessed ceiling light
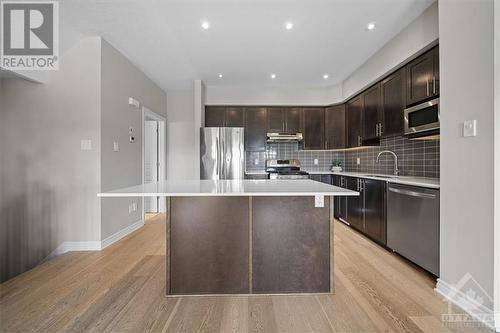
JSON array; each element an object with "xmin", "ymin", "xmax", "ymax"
[
  {"xmin": 323, "ymin": 74, "xmax": 329, "ymax": 80},
  {"xmin": 366, "ymin": 22, "xmax": 376, "ymax": 31},
  {"xmin": 218, "ymin": 74, "xmax": 223, "ymax": 78},
  {"xmin": 270, "ymin": 73, "xmax": 277, "ymax": 79},
  {"xmin": 285, "ymin": 22, "xmax": 293, "ymax": 30},
  {"xmin": 201, "ymin": 21, "xmax": 210, "ymax": 30}
]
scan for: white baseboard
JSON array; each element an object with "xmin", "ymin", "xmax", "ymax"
[
  {"xmin": 101, "ymin": 219, "xmax": 144, "ymax": 249},
  {"xmin": 43, "ymin": 241, "xmax": 101, "ymax": 262},
  {"xmin": 435, "ymin": 278, "xmax": 496, "ymax": 331},
  {"xmin": 42, "ymin": 219, "xmax": 144, "ymax": 262}
]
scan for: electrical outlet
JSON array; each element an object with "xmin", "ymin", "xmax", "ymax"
[
  {"xmin": 254, "ymin": 158, "xmax": 259, "ymax": 165},
  {"xmin": 128, "ymin": 204, "xmax": 133, "ymax": 214},
  {"xmin": 314, "ymin": 158, "xmax": 319, "ymax": 165},
  {"xmin": 113, "ymin": 142, "xmax": 120, "ymax": 152},
  {"xmin": 132, "ymin": 201, "xmax": 137, "ymax": 211},
  {"xmin": 315, "ymin": 195, "xmax": 324, "ymax": 208},
  {"xmin": 357, "ymin": 157, "xmax": 361, "ymax": 165}
]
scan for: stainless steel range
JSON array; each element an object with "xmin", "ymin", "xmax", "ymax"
[{"xmin": 265, "ymin": 159, "xmax": 309, "ymax": 180}]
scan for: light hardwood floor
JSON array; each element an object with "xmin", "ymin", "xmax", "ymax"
[{"xmin": 0, "ymin": 214, "xmax": 492, "ymax": 333}]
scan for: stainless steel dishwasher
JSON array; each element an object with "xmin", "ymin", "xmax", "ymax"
[{"xmin": 387, "ymin": 183, "xmax": 440, "ymax": 276}]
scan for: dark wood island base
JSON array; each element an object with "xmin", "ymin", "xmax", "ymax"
[{"xmin": 166, "ymin": 196, "xmax": 334, "ymax": 296}]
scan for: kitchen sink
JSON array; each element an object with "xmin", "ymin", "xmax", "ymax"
[{"xmin": 365, "ymin": 174, "xmax": 398, "ymax": 179}]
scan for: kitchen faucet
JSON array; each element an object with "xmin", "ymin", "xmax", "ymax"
[{"xmin": 376, "ymin": 150, "xmax": 400, "ymax": 176}]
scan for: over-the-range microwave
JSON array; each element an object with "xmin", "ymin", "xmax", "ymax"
[{"xmin": 404, "ymin": 98, "xmax": 439, "ymax": 137}]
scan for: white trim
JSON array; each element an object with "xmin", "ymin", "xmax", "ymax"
[
  {"xmin": 101, "ymin": 219, "xmax": 144, "ymax": 249},
  {"xmin": 142, "ymin": 106, "xmax": 167, "ymax": 214},
  {"xmin": 435, "ymin": 278, "xmax": 496, "ymax": 331},
  {"xmin": 42, "ymin": 241, "xmax": 101, "ymax": 263},
  {"xmin": 42, "ymin": 219, "xmax": 144, "ymax": 262}
]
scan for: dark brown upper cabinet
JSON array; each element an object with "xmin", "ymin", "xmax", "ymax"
[
  {"xmin": 362, "ymin": 83, "xmax": 382, "ymax": 141},
  {"xmin": 225, "ymin": 107, "xmax": 245, "ymax": 127},
  {"xmin": 302, "ymin": 107, "xmax": 325, "ymax": 150},
  {"xmin": 284, "ymin": 108, "xmax": 303, "ymax": 133},
  {"xmin": 346, "ymin": 95, "xmax": 363, "ymax": 148},
  {"xmin": 325, "ymin": 104, "xmax": 346, "ymax": 149},
  {"xmin": 205, "ymin": 106, "xmax": 226, "ymax": 127},
  {"xmin": 244, "ymin": 107, "xmax": 267, "ymax": 151},
  {"xmin": 267, "ymin": 107, "xmax": 285, "ymax": 132},
  {"xmin": 406, "ymin": 46, "xmax": 439, "ymax": 106},
  {"xmin": 380, "ymin": 68, "xmax": 406, "ymax": 137}
]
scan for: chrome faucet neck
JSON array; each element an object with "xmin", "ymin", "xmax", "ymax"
[{"xmin": 376, "ymin": 150, "xmax": 400, "ymax": 176}]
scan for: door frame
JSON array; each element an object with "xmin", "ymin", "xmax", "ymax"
[{"xmin": 142, "ymin": 106, "xmax": 167, "ymax": 215}]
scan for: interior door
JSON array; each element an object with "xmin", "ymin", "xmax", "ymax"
[{"xmin": 144, "ymin": 120, "xmax": 159, "ymax": 212}]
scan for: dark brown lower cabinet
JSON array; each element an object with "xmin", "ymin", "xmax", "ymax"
[
  {"xmin": 362, "ymin": 179, "xmax": 386, "ymax": 244},
  {"xmin": 252, "ymin": 196, "xmax": 330, "ymax": 293},
  {"xmin": 332, "ymin": 175, "xmax": 347, "ymax": 222},
  {"xmin": 343, "ymin": 176, "xmax": 387, "ymax": 245},
  {"xmin": 170, "ymin": 196, "xmax": 249, "ymax": 294}
]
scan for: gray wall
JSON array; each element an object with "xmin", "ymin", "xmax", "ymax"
[
  {"xmin": 100, "ymin": 39, "xmax": 167, "ymax": 239},
  {"xmin": 439, "ymin": 0, "xmax": 495, "ymax": 311},
  {"xmin": 0, "ymin": 37, "xmax": 102, "ymax": 282},
  {"xmin": 166, "ymin": 89, "xmax": 197, "ymax": 180}
]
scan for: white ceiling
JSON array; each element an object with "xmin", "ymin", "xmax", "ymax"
[{"xmin": 61, "ymin": 0, "xmax": 434, "ymax": 90}]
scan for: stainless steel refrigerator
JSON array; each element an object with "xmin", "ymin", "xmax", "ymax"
[{"xmin": 200, "ymin": 127, "xmax": 245, "ymax": 180}]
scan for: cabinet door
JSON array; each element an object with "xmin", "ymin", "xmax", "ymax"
[
  {"xmin": 380, "ymin": 68, "xmax": 406, "ymax": 137},
  {"xmin": 362, "ymin": 83, "xmax": 382, "ymax": 140},
  {"xmin": 325, "ymin": 104, "xmax": 346, "ymax": 149},
  {"xmin": 303, "ymin": 108, "xmax": 325, "ymax": 150},
  {"xmin": 244, "ymin": 107, "xmax": 267, "ymax": 151},
  {"xmin": 225, "ymin": 107, "xmax": 245, "ymax": 127},
  {"xmin": 433, "ymin": 47, "xmax": 440, "ymax": 96},
  {"xmin": 267, "ymin": 108, "xmax": 285, "ymax": 132},
  {"xmin": 406, "ymin": 49, "xmax": 435, "ymax": 106},
  {"xmin": 362, "ymin": 179, "xmax": 386, "ymax": 245},
  {"xmin": 346, "ymin": 177, "xmax": 363, "ymax": 231},
  {"xmin": 205, "ymin": 106, "xmax": 225, "ymax": 127},
  {"xmin": 285, "ymin": 108, "xmax": 303, "ymax": 133},
  {"xmin": 346, "ymin": 95, "xmax": 363, "ymax": 148}
]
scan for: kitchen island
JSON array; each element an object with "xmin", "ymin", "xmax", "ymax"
[{"xmin": 98, "ymin": 179, "xmax": 358, "ymax": 296}]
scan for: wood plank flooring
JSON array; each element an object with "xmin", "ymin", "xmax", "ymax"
[{"xmin": 0, "ymin": 214, "xmax": 492, "ymax": 333}]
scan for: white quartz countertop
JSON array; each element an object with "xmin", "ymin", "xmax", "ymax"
[
  {"xmin": 310, "ymin": 171, "xmax": 440, "ymax": 189},
  {"xmin": 98, "ymin": 179, "xmax": 359, "ymax": 197}
]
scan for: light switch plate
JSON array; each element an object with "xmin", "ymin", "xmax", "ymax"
[
  {"xmin": 254, "ymin": 158, "xmax": 259, "ymax": 165},
  {"xmin": 357, "ymin": 157, "xmax": 361, "ymax": 165},
  {"xmin": 315, "ymin": 195, "xmax": 324, "ymax": 208},
  {"xmin": 113, "ymin": 142, "xmax": 120, "ymax": 152},
  {"xmin": 314, "ymin": 158, "xmax": 319, "ymax": 165},
  {"xmin": 80, "ymin": 139, "xmax": 92, "ymax": 151},
  {"xmin": 463, "ymin": 120, "xmax": 477, "ymax": 137}
]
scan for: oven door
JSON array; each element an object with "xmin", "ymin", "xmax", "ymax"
[{"xmin": 404, "ymin": 98, "xmax": 440, "ymax": 136}]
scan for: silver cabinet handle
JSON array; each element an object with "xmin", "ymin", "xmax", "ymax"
[
  {"xmin": 433, "ymin": 76, "xmax": 437, "ymax": 95},
  {"xmin": 426, "ymin": 79, "xmax": 430, "ymax": 96},
  {"xmin": 379, "ymin": 123, "xmax": 383, "ymax": 136},
  {"xmin": 389, "ymin": 187, "xmax": 436, "ymax": 199},
  {"xmin": 375, "ymin": 124, "xmax": 379, "ymax": 137},
  {"xmin": 358, "ymin": 135, "xmax": 361, "ymax": 146}
]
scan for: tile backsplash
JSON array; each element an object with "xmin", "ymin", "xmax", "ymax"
[{"xmin": 245, "ymin": 135, "xmax": 440, "ymax": 178}]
